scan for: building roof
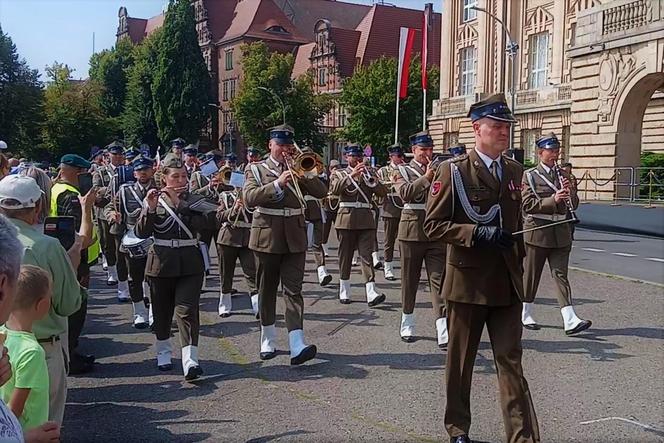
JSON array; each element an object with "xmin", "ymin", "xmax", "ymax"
[
  {"xmin": 276, "ymin": 0, "xmax": 371, "ymax": 40},
  {"xmin": 292, "ymin": 42, "xmax": 316, "ymax": 78},
  {"xmin": 125, "ymin": 17, "xmax": 147, "ymax": 44},
  {"xmin": 221, "ymin": 0, "xmax": 308, "ymax": 44},
  {"xmin": 329, "ymin": 27, "xmax": 361, "ymax": 78}
]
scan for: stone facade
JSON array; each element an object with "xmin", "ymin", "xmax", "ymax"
[{"xmin": 429, "ymin": 0, "xmax": 664, "ymax": 180}]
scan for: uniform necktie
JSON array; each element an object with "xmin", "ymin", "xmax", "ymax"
[{"xmin": 490, "ymin": 160, "xmax": 501, "ymax": 184}]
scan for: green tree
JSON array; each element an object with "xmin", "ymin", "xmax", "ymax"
[
  {"xmin": 233, "ymin": 42, "xmax": 331, "ymax": 151},
  {"xmin": 89, "ymin": 38, "xmax": 135, "ymax": 117},
  {"xmin": 340, "ymin": 55, "xmax": 439, "ymax": 164},
  {"xmin": 41, "ymin": 63, "xmax": 119, "ymax": 160},
  {"xmin": 0, "ymin": 25, "xmax": 43, "ymax": 158},
  {"xmin": 151, "ymin": 0, "xmax": 210, "ymax": 143},
  {"xmin": 122, "ymin": 30, "xmax": 162, "ymax": 148}
]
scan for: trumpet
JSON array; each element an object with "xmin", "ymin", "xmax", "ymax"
[
  {"xmin": 215, "ymin": 166, "xmax": 233, "ymax": 186},
  {"xmin": 554, "ymin": 164, "xmax": 580, "ymax": 224},
  {"xmin": 361, "ymin": 158, "xmax": 379, "ymax": 187}
]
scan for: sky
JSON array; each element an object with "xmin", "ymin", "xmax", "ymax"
[{"xmin": 0, "ymin": 0, "xmax": 436, "ymax": 80}]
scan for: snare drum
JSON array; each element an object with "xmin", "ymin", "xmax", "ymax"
[{"xmin": 120, "ymin": 229, "xmax": 153, "ymax": 258}]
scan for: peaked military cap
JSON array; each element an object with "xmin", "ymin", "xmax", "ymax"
[
  {"xmin": 106, "ymin": 141, "xmax": 125, "ymax": 155},
  {"xmin": 132, "ymin": 155, "xmax": 154, "ymax": 171},
  {"xmin": 124, "ymin": 147, "xmax": 140, "ymax": 161},
  {"xmin": 536, "ymin": 132, "xmax": 561, "ymax": 150},
  {"xmin": 170, "ymin": 138, "xmax": 186, "ymax": 149},
  {"xmin": 60, "ymin": 154, "xmax": 91, "ymax": 169},
  {"xmin": 247, "ymin": 146, "xmax": 262, "ymax": 156},
  {"xmin": 183, "ymin": 144, "xmax": 198, "ymax": 156},
  {"xmin": 89, "ymin": 146, "xmax": 104, "ymax": 161},
  {"xmin": 409, "ymin": 131, "xmax": 434, "ymax": 148},
  {"xmin": 161, "ymin": 153, "xmax": 184, "ymax": 169},
  {"xmin": 225, "ymin": 152, "xmax": 238, "ymax": 162},
  {"xmin": 468, "ymin": 93, "xmax": 516, "ymax": 123},
  {"xmin": 269, "ymin": 124, "xmax": 295, "ymax": 144},
  {"xmin": 344, "ymin": 143, "xmax": 363, "ymax": 156},
  {"xmin": 205, "ymin": 150, "xmax": 225, "ymax": 162},
  {"xmin": 448, "ymin": 144, "xmax": 467, "ymax": 157},
  {"xmin": 387, "ymin": 143, "xmax": 403, "ymax": 156}
]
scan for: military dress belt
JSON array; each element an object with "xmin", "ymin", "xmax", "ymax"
[
  {"xmin": 338, "ymin": 202, "xmax": 372, "ymax": 209},
  {"xmin": 153, "ymin": 238, "xmax": 199, "ymax": 248},
  {"xmin": 304, "ymin": 195, "xmax": 321, "ymax": 202},
  {"xmin": 529, "ymin": 214, "xmax": 566, "ymax": 222},
  {"xmin": 224, "ymin": 221, "xmax": 252, "ymax": 229},
  {"xmin": 254, "ymin": 207, "xmax": 304, "ymax": 217},
  {"xmin": 402, "ymin": 203, "xmax": 426, "ymax": 210}
]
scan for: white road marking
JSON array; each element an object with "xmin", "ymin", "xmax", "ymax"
[
  {"xmin": 645, "ymin": 257, "xmax": 664, "ymax": 263},
  {"xmin": 580, "ymin": 416, "xmax": 664, "ymax": 433},
  {"xmin": 612, "ymin": 252, "xmax": 637, "ymax": 257},
  {"xmin": 582, "ymin": 248, "xmax": 605, "ymax": 252}
]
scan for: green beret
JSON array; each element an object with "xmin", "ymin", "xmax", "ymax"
[{"xmin": 60, "ymin": 154, "xmax": 91, "ymax": 169}]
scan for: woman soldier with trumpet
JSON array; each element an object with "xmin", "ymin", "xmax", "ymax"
[
  {"xmin": 136, "ymin": 153, "xmax": 218, "ymax": 380},
  {"xmin": 521, "ymin": 132, "xmax": 591, "ymax": 335}
]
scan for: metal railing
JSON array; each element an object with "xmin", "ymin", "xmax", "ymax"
[{"xmin": 576, "ymin": 166, "xmax": 664, "ymax": 205}]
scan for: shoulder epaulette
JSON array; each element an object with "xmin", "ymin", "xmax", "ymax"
[{"xmin": 450, "ymin": 153, "xmax": 469, "ymax": 163}]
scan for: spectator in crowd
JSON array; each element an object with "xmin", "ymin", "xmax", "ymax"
[
  {"xmin": 19, "ymin": 168, "xmax": 52, "ymax": 228},
  {"xmin": 1, "ymin": 265, "xmax": 52, "ymax": 431},
  {"xmin": 0, "ymin": 175, "xmax": 85, "ymax": 424},
  {"xmin": 0, "ymin": 154, "xmax": 9, "ymax": 180},
  {"xmin": 0, "ymin": 214, "xmax": 61, "ymax": 442}
]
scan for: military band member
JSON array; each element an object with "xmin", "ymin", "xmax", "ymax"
[
  {"xmin": 170, "ymin": 138, "xmax": 186, "ymax": 158},
  {"xmin": 216, "ymin": 188, "xmax": 259, "ymax": 318},
  {"xmin": 330, "ymin": 144, "xmax": 388, "ymax": 306},
  {"xmin": 93, "ymin": 142, "xmax": 125, "ymax": 286},
  {"xmin": 190, "ymin": 150, "xmax": 226, "ymax": 199},
  {"xmin": 394, "ymin": 132, "xmax": 447, "ymax": 348},
  {"xmin": 136, "ymin": 154, "xmax": 216, "ymax": 380},
  {"xmin": 245, "ymin": 146, "xmax": 262, "ymax": 169},
  {"xmin": 521, "ymin": 133, "xmax": 590, "ymax": 335},
  {"xmin": 244, "ymin": 124, "xmax": 326, "ymax": 365},
  {"xmin": 225, "ymin": 153, "xmax": 238, "ymax": 170},
  {"xmin": 378, "ymin": 144, "xmax": 405, "ymax": 280},
  {"xmin": 448, "ymin": 144, "xmax": 467, "ymax": 157},
  {"xmin": 183, "ymin": 145, "xmax": 199, "ymax": 178},
  {"xmin": 124, "ymin": 147, "xmax": 140, "ymax": 165},
  {"xmin": 321, "ymin": 159, "xmax": 341, "ymax": 257},
  {"xmin": 424, "ymin": 94, "xmax": 540, "ymax": 443},
  {"xmin": 105, "ymin": 156, "xmax": 157, "ymax": 329}
]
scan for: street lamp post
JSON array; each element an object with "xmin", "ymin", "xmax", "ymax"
[
  {"xmin": 208, "ymin": 103, "xmax": 223, "ymax": 151},
  {"xmin": 471, "ymin": 6, "xmax": 519, "ymax": 150}
]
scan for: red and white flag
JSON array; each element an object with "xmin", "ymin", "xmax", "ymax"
[
  {"xmin": 397, "ymin": 27, "xmax": 416, "ymax": 99},
  {"xmin": 422, "ymin": 3, "xmax": 433, "ymax": 91}
]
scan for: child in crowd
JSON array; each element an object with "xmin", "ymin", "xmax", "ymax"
[{"xmin": 0, "ymin": 265, "xmax": 52, "ymax": 430}]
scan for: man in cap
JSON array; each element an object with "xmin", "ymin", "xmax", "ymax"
[
  {"xmin": 330, "ymin": 144, "xmax": 388, "ymax": 307},
  {"xmin": 424, "ymin": 93, "xmax": 540, "ymax": 443},
  {"xmin": 448, "ymin": 144, "xmax": 467, "ymax": 157},
  {"xmin": 105, "ymin": 156, "xmax": 158, "ymax": 329},
  {"xmin": 51, "ymin": 154, "xmax": 100, "ymax": 375},
  {"xmin": 93, "ymin": 142, "xmax": 125, "ymax": 286},
  {"xmin": 0, "ymin": 175, "xmax": 88, "ymax": 422},
  {"xmin": 183, "ymin": 145, "xmax": 199, "ymax": 178},
  {"xmin": 124, "ymin": 147, "xmax": 140, "ymax": 165},
  {"xmin": 89, "ymin": 146, "xmax": 104, "ymax": 170},
  {"xmin": 521, "ymin": 133, "xmax": 590, "ymax": 335},
  {"xmin": 377, "ymin": 144, "xmax": 405, "ymax": 280},
  {"xmin": 245, "ymin": 147, "xmax": 262, "ymax": 171},
  {"xmin": 244, "ymin": 124, "xmax": 327, "ymax": 365},
  {"xmin": 393, "ymin": 131, "xmax": 448, "ymax": 348},
  {"xmin": 170, "ymin": 138, "xmax": 186, "ymax": 158},
  {"xmin": 225, "ymin": 153, "xmax": 238, "ymax": 170}
]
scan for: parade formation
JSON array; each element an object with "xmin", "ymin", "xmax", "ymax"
[{"xmin": 0, "ymin": 90, "xmax": 603, "ymax": 442}]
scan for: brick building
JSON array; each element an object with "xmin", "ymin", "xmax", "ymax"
[{"xmin": 116, "ymin": 0, "xmax": 440, "ymax": 160}]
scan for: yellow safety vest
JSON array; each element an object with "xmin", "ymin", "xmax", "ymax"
[{"xmin": 50, "ymin": 182, "xmax": 101, "ymax": 264}]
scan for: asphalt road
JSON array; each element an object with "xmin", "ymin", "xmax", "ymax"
[
  {"xmin": 570, "ymin": 229, "xmax": 664, "ymax": 285},
  {"xmin": 63, "ymin": 233, "xmax": 664, "ymax": 442}
]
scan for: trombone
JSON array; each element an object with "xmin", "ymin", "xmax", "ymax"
[{"xmin": 284, "ymin": 142, "xmax": 324, "ymax": 207}]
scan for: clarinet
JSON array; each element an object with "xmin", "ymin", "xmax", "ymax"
[{"xmin": 554, "ymin": 164, "xmax": 580, "ymax": 224}]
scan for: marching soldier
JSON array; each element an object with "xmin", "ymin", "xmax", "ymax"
[
  {"xmin": 377, "ymin": 144, "xmax": 405, "ymax": 280},
  {"xmin": 183, "ymin": 145, "xmax": 199, "ymax": 178},
  {"xmin": 321, "ymin": 159, "xmax": 341, "ymax": 257},
  {"xmin": 136, "ymin": 153, "xmax": 217, "ymax": 380},
  {"xmin": 330, "ymin": 144, "xmax": 388, "ymax": 306},
  {"xmin": 93, "ymin": 142, "xmax": 125, "ymax": 286},
  {"xmin": 393, "ymin": 132, "xmax": 447, "ymax": 348},
  {"xmin": 244, "ymin": 124, "xmax": 327, "ymax": 365},
  {"xmin": 448, "ymin": 144, "xmax": 467, "ymax": 157},
  {"xmin": 245, "ymin": 146, "xmax": 262, "ymax": 170},
  {"xmin": 124, "ymin": 147, "xmax": 140, "ymax": 165},
  {"xmin": 302, "ymin": 148, "xmax": 332, "ymax": 287},
  {"xmin": 105, "ymin": 156, "xmax": 157, "ymax": 329},
  {"xmin": 521, "ymin": 133, "xmax": 591, "ymax": 335},
  {"xmin": 225, "ymin": 153, "xmax": 238, "ymax": 170},
  {"xmin": 216, "ymin": 187, "xmax": 259, "ymax": 318},
  {"xmin": 424, "ymin": 94, "xmax": 540, "ymax": 443}
]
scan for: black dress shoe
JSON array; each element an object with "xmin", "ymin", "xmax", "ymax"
[
  {"xmin": 565, "ymin": 319, "xmax": 592, "ymax": 336},
  {"xmin": 368, "ymin": 294, "xmax": 386, "ymax": 307},
  {"xmin": 339, "ymin": 299, "xmax": 351, "ymax": 305},
  {"xmin": 107, "ymin": 280, "xmax": 118, "ymax": 287},
  {"xmin": 69, "ymin": 359, "xmax": 93, "ymax": 375},
  {"xmin": 385, "ymin": 275, "xmax": 396, "ymax": 281},
  {"xmin": 450, "ymin": 435, "xmax": 471, "ymax": 443},
  {"xmin": 185, "ymin": 365, "xmax": 203, "ymax": 381},
  {"xmin": 320, "ymin": 275, "xmax": 332, "ymax": 287},
  {"xmin": 73, "ymin": 352, "xmax": 95, "ymax": 365},
  {"xmin": 219, "ymin": 312, "xmax": 231, "ymax": 318},
  {"xmin": 290, "ymin": 345, "xmax": 317, "ymax": 365},
  {"xmin": 438, "ymin": 342, "xmax": 448, "ymax": 351},
  {"xmin": 260, "ymin": 350, "xmax": 278, "ymax": 360},
  {"xmin": 523, "ymin": 323, "xmax": 541, "ymax": 331},
  {"xmin": 400, "ymin": 336, "xmax": 416, "ymax": 343},
  {"xmin": 373, "ymin": 261, "xmax": 383, "ymax": 270},
  {"xmin": 230, "ymin": 288, "xmax": 238, "ymax": 295},
  {"xmin": 158, "ymin": 363, "xmax": 173, "ymax": 371}
]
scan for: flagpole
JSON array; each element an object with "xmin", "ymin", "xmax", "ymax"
[
  {"xmin": 422, "ymin": 88, "xmax": 427, "ymax": 131},
  {"xmin": 395, "ymin": 89, "xmax": 400, "ymax": 145}
]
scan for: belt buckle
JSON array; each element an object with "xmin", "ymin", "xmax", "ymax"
[
  {"xmin": 171, "ymin": 239, "xmax": 179, "ymax": 247},
  {"xmin": 284, "ymin": 208, "xmax": 292, "ymax": 217}
]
